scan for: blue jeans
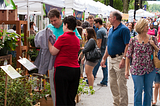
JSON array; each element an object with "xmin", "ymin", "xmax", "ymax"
[
  {"xmin": 92, "ymin": 51, "xmax": 108, "ymax": 85},
  {"xmin": 132, "ymin": 68, "xmax": 156, "ymax": 106}
]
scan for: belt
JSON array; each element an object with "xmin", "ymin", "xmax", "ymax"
[{"xmin": 110, "ymin": 53, "xmax": 123, "ymax": 58}]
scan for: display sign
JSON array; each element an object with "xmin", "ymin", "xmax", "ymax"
[
  {"xmin": 1, "ymin": 65, "xmax": 22, "ymax": 79},
  {"xmin": 18, "ymin": 58, "xmax": 37, "ymax": 71}
]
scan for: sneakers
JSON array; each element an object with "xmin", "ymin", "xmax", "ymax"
[{"xmin": 97, "ymin": 83, "xmax": 107, "ymax": 87}]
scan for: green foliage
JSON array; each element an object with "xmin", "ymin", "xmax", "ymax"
[
  {"xmin": 27, "ymin": 49, "xmax": 39, "ymax": 61},
  {"xmin": 0, "ymin": 69, "xmax": 50, "ymax": 106},
  {"xmin": 77, "ymin": 78, "xmax": 95, "ymax": 95},
  {"xmin": 148, "ymin": 4, "xmax": 160, "ymax": 12},
  {"xmin": 128, "ymin": 0, "xmax": 134, "ymax": 10},
  {"xmin": 27, "ymin": 35, "xmax": 35, "ymax": 47},
  {"xmin": 0, "ymin": 29, "xmax": 20, "ymax": 51},
  {"xmin": 113, "ymin": 0, "xmax": 123, "ymax": 12},
  {"xmin": 0, "ymin": 69, "xmax": 33, "ymax": 106}
]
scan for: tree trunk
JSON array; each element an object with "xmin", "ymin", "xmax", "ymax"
[{"xmin": 123, "ymin": 0, "xmax": 128, "ymax": 13}]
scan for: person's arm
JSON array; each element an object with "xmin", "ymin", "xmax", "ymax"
[
  {"xmin": 96, "ymin": 31, "xmax": 102, "ymax": 49},
  {"xmin": 119, "ymin": 44, "xmax": 129, "ymax": 69},
  {"xmin": 125, "ymin": 57, "xmax": 130, "ymax": 79},
  {"xmin": 97, "ymin": 39, "xmax": 102, "ymax": 49},
  {"xmin": 48, "ymin": 41, "xmax": 59, "ymax": 55},
  {"xmin": 100, "ymin": 46, "xmax": 109, "ymax": 68}
]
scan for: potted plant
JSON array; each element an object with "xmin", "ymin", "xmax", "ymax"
[
  {"xmin": 27, "ymin": 35, "xmax": 35, "ymax": 47},
  {"xmin": 76, "ymin": 78, "xmax": 95, "ymax": 103},
  {"xmin": 27, "ymin": 48, "xmax": 39, "ymax": 61},
  {"xmin": 0, "ymin": 29, "xmax": 20, "ymax": 56}
]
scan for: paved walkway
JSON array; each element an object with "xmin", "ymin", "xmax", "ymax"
[{"xmin": 76, "ymin": 67, "xmax": 160, "ymax": 106}]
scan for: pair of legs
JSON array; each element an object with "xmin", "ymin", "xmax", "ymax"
[
  {"xmin": 85, "ymin": 60, "xmax": 97, "ymax": 87},
  {"xmin": 132, "ymin": 69, "xmax": 156, "ymax": 106},
  {"xmin": 92, "ymin": 52, "xmax": 108, "ymax": 85},
  {"xmin": 108, "ymin": 56, "xmax": 128, "ymax": 106},
  {"xmin": 54, "ymin": 66, "xmax": 80, "ymax": 106},
  {"xmin": 153, "ymin": 73, "xmax": 160, "ymax": 105}
]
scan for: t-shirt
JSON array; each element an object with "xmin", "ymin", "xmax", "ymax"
[
  {"xmin": 47, "ymin": 23, "xmax": 82, "ymax": 40},
  {"xmin": 107, "ymin": 23, "xmax": 130, "ymax": 55},
  {"xmin": 96, "ymin": 27, "xmax": 107, "ymax": 52},
  {"xmin": 54, "ymin": 32, "xmax": 80, "ymax": 68}
]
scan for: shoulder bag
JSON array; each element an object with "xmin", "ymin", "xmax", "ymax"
[
  {"xmin": 151, "ymin": 36, "xmax": 160, "ymax": 68},
  {"xmin": 85, "ymin": 40, "xmax": 102, "ymax": 62}
]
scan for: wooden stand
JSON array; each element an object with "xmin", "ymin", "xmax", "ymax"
[
  {"xmin": 0, "ymin": 21, "xmax": 29, "ymax": 68},
  {"xmin": 0, "ymin": 54, "xmax": 12, "ymax": 106}
]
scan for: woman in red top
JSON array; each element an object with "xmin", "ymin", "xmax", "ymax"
[
  {"xmin": 48, "ymin": 16, "xmax": 80, "ymax": 106},
  {"xmin": 147, "ymin": 23, "xmax": 157, "ymax": 36}
]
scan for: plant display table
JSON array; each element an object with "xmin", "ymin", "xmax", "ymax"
[{"xmin": 0, "ymin": 21, "xmax": 28, "ymax": 68}]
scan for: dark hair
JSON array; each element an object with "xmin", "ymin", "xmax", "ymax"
[
  {"xmin": 48, "ymin": 8, "xmax": 60, "ymax": 19},
  {"xmin": 94, "ymin": 18, "xmax": 102, "ymax": 25},
  {"xmin": 81, "ymin": 21, "xmax": 90, "ymax": 29},
  {"xmin": 77, "ymin": 26, "xmax": 83, "ymax": 36},
  {"xmin": 77, "ymin": 20, "xmax": 82, "ymax": 26},
  {"xmin": 63, "ymin": 15, "xmax": 77, "ymax": 30},
  {"xmin": 88, "ymin": 15, "xmax": 94, "ymax": 19},
  {"xmin": 86, "ymin": 27, "xmax": 97, "ymax": 42},
  {"xmin": 30, "ymin": 22, "xmax": 34, "ymax": 28},
  {"xmin": 129, "ymin": 22, "xmax": 134, "ymax": 29},
  {"xmin": 112, "ymin": 11, "xmax": 122, "ymax": 21}
]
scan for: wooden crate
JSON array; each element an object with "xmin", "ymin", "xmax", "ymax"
[
  {"xmin": 40, "ymin": 97, "xmax": 53, "ymax": 106},
  {"xmin": 8, "ymin": 9, "xmax": 17, "ymax": 21},
  {"xmin": 0, "ymin": 10, "xmax": 8, "ymax": 21}
]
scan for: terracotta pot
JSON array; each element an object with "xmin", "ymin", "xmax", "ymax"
[{"xmin": 40, "ymin": 97, "xmax": 53, "ymax": 106}]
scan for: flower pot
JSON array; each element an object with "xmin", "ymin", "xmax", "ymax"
[
  {"xmin": 0, "ymin": 47, "xmax": 8, "ymax": 56},
  {"xmin": 77, "ymin": 93, "xmax": 81, "ymax": 103},
  {"xmin": 75, "ymin": 93, "xmax": 81, "ymax": 103},
  {"xmin": 40, "ymin": 97, "xmax": 53, "ymax": 106},
  {"xmin": 30, "ymin": 56, "xmax": 37, "ymax": 61}
]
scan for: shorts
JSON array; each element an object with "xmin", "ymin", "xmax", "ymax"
[
  {"xmin": 85, "ymin": 60, "xmax": 98, "ymax": 67},
  {"xmin": 154, "ymin": 73, "xmax": 160, "ymax": 83}
]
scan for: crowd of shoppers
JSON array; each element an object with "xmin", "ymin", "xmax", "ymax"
[{"xmin": 33, "ymin": 8, "xmax": 160, "ymax": 106}]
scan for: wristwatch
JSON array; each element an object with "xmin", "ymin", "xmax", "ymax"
[{"xmin": 122, "ymin": 57, "xmax": 126, "ymax": 60}]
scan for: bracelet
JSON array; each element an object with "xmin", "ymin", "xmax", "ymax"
[{"xmin": 122, "ymin": 57, "xmax": 126, "ymax": 59}]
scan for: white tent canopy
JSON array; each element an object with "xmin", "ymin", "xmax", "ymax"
[
  {"xmin": 128, "ymin": 9, "xmax": 155, "ymax": 22},
  {"xmin": 13, "ymin": 0, "xmax": 65, "ymax": 15}
]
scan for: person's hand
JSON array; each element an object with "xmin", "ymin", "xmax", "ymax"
[
  {"xmin": 81, "ymin": 47, "xmax": 84, "ymax": 50},
  {"xmin": 119, "ymin": 58, "xmax": 125, "ymax": 69},
  {"xmin": 125, "ymin": 69, "xmax": 130, "ymax": 79},
  {"xmin": 100, "ymin": 59, "xmax": 106, "ymax": 68},
  {"xmin": 81, "ymin": 58, "xmax": 85, "ymax": 65},
  {"xmin": 150, "ymin": 39, "xmax": 155, "ymax": 47}
]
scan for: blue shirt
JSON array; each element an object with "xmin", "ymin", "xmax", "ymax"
[
  {"xmin": 47, "ymin": 23, "xmax": 81, "ymax": 40},
  {"xmin": 93, "ymin": 25, "xmax": 98, "ymax": 34},
  {"xmin": 97, "ymin": 27, "xmax": 107, "ymax": 52},
  {"xmin": 107, "ymin": 23, "xmax": 130, "ymax": 55},
  {"xmin": 158, "ymin": 50, "xmax": 160, "ymax": 60}
]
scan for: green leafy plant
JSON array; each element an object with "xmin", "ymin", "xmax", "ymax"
[
  {"xmin": 27, "ymin": 48, "xmax": 39, "ymax": 61},
  {"xmin": 0, "ymin": 68, "xmax": 51, "ymax": 106},
  {"xmin": 77, "ymin": 78, "xmax": 95, "ymax": 95},
  {"xmin": 0, "ymin": 29, "xmax": 20, "ymax": 51},
  {"xmin": 27, "ymin": 35, "xmax": 35, "ymax": 47}
]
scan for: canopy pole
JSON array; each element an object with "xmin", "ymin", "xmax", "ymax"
[
  {"xmin": 40, "ymin": 2, "xmax": 43, "ymax": 30},
  {"xmin": 27, "ymin": 0, "xmax": 30, "ymax": 36}
]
